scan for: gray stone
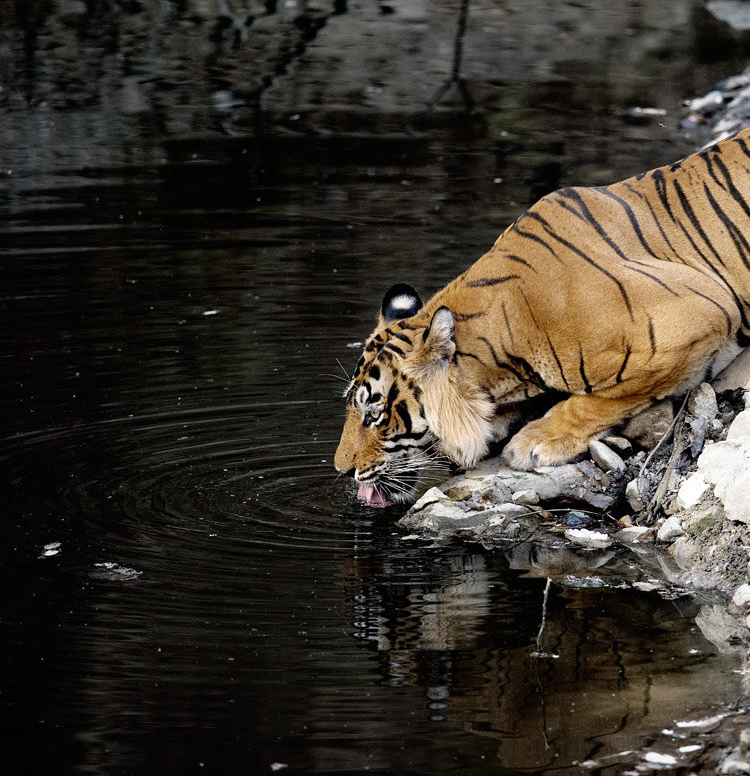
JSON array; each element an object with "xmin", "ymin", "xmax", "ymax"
[
  {"xmin": 657, "ymin": 515, "xmax": 684, "ymax": 542},
  {"xmin": 682, "ymin": 503, "xmax": 724, "ymax": 536},
  {"xmin": 475, "ymin": 476, "xmax": 514, "ymax": 504},
  {"xmin": 603, "ymin": 435, "xmax": 632, "ymax": 455},
  {"xmin": 621, "ymin": 399, "xmax": 675, "ymax": 449},
  {"xmin": 688, "ymin": 382, "xmax": 718, "ymax": 421},
  {"xmin": 588, "ymin": 439, "xmax": 626, "ymax": 474},
  {"xmin": 512, "ymin": 488, "xmax": 540, "ymax": 505},
  {"xmin": 696, "ymin": 604, "xmax": 749, "ymax": 653}
]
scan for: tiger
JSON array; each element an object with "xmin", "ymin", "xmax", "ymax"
[{"xmin": 334, "ymin": 128, "xmax": 750, "ymax": 507}]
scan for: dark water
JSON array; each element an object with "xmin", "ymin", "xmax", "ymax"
[{"xmin": 0, "ymin": 2, "xmax": 748, "ymax": 774}]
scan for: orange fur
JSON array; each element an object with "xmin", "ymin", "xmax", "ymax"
[{"xmin": 335, "ymin": 130, "xmax": 750, "ymax": 500}]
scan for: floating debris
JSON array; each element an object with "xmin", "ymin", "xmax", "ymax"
[
  {"xmin": 561, "ymin": 575, "xmax": 606, "ymax": 588},
  {"xmin": 39, "ymin": 542, "xmax": 61, "ymax": 558},
  {"xmin": 91, "ymin": 562, "xmax": 143, "ymax": 581}
]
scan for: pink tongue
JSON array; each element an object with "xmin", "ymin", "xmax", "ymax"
[{"xmin": 357, "ymin": 483, "xmax": 393, "ymax": 508}]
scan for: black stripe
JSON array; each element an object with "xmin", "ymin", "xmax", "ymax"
[
  {"xmin": 383, "ymin": 430, "xmax": 430, "ymax": 448},
  {"xmin": 386, "ymin": 329, "xmax": 413, "ymax": 345},
  {"xmin": 394, "ymin": 400, "xmax": 412, "ymax": 434},
  {"xmin": 511, "ymin": 222, "xmax": 562, "ymax": 262},
  {"xmin": 561, "ymin": 187, "xmax": 645, "ymax": 264},
  {"xmin": 382, "ymin": 342, "xmax": 406, "ymax": 357},
  {"xmin": 465, "ymin": 274, "xmax": 520, "ymax": 287},
  {"xmin": 507, "ymin": 354, "xmax": 548, "ymax": 390},
  {"xmin": 519, "ymin": 288, "xmax": 540, "ymax": 328},
  {"xmin": 733, "ymin": 136, "xmax": 750, "ymax": 157},
  {"xmin": 527, "ymin": 210, "xmax": 635, "ymax": 321},
  {"xmin": 386, "ymin": 382, "xmax": 400, "ymax": 409},
  {"xmin": 579, "ymin": 348, "xmax": 592, "ymax": 393},
  {"xmin": 702, "ymin": 181, "xmax": 750, "ymax": 269},
  {"xmin": 545, "ymin": 333, "xmax": 570, "ymax": 390},
  {"xmin": 624, "ymin": 264, "xmax": 680, "ymax": 296},
  {"xmin": 505, "ymin": 253, "xmax": 537, "ymax": 271},
  {"xmin": 478, "ymin": 336, "xmax": 526, "ymax": 382},
  {"xmin": 647, "ymin": 318, "xmax": 656, "ymax": 356},
  {"xmin": 710, "ymin": 150, "xmax": 749, "ymax": 216},
  {"xmin": 651, "ymin": 169, "xmax": 677, "ymax": 221},
  {"xmin": 615, "ymin": 347, "xmax": 631, "ymax": 383},
  {"xmin": 699, "ymin": 149, "xmax": 725, "ymax": 192},
  {"xmin": 502, "ymin": 304, "xmax": 514, "ymax": 342},
  {"xmin": 624, "ymin": 181, "xmax": 683, "ymax": 260},
  {"xmin": 596, "ymin": 186, "xmax": 661, "ymax": 260},
  {"xmin": 453, "ymin": 311, "xmax": 485, "ymax": 321},
  {"xmin": 673, "ymin": 179, "xmax": 728, "ymax": 269},
  {"xmin": 684, "ymin": 285, "xmax": 733, "ymax": 336}
]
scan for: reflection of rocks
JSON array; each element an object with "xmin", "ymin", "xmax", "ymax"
[{"xmin": 351, "ymin": 544, "xmax": 744, "ymax": 774}]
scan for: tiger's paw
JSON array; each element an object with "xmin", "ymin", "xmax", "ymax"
[{"xmin": 501, "ymin": 418, "xmax": 589, "ymax": 471}]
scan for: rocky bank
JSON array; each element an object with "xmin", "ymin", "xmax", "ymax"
[{"xmin": 397, "ymin": 74, "xmax": 751, "ymax": 774}]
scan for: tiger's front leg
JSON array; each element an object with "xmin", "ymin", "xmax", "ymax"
[{"xmin": 502, "ymin": 391, "xmax": 655, "ymax": 471}]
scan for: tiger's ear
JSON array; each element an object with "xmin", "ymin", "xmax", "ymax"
[
  {"xmin": 379, "ymin": 283, "xmax": 422, "ymax": 327},
  {"xmin": 408, "ymin": 306, "xmax": 455, "ymax": 380}
]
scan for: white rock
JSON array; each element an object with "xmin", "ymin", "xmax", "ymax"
[
  {"xmin": 695, "ymin": 418, "xmax": 750, "ymax": 523},
  {"xmin": 625, "ymin": 479, "xmax": 644, "ymax": 511},
  {"xmin": 676, "ymin": 472, "xmax": 710, "ymax": 510},
  {"xmin": 564, "ymin": 528, "xmax": 613, "ymax": 549},
  {"xmin": 588, "ymin": 439, "xmax": 626, "ymax": 474},
  {"xmin": 726, "ymin": 408, "xmax": 750, "ymax": 441},
  {"xmin": 657, "ymin": 516, "xmax": 684, "ymax": 542}
]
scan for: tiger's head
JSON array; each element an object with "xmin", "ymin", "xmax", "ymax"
[{"xmin": 334, "ymin": 284, "xmax": 495, "ymax": 507}]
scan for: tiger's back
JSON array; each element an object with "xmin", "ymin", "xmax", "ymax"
[{"xmin": 335, "ymin": 129, "xmax": 750, "ymax": 506}]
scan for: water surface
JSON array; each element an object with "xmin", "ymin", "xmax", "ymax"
[{"xmin": 0, "ymin": 1, "xmax": 747, "ymax": 774}]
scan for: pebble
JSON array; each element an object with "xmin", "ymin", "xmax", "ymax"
[
  {"xmin": 615, "ymin": 525, "xmax": 655, "ymax": 543},
  {"xmin": 588, "ymin": 439, "xmax": 626, "ymax": 474},
  {"xmin": 512, "ymin": 488, "xmax": 539, "ymax": 505},
  {"xmin": 731, "ymin": 583, "xmax": 750, "ymax": 608}
]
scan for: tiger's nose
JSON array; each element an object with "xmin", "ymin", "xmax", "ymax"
[{"xmin": 338, "ymin": 467, "xmax": 356, "ymax": 478}]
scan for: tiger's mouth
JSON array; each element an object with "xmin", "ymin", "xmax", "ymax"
[{"xmin": 356, "ymin": 483, "xmax": 394, "ymax": 508}]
